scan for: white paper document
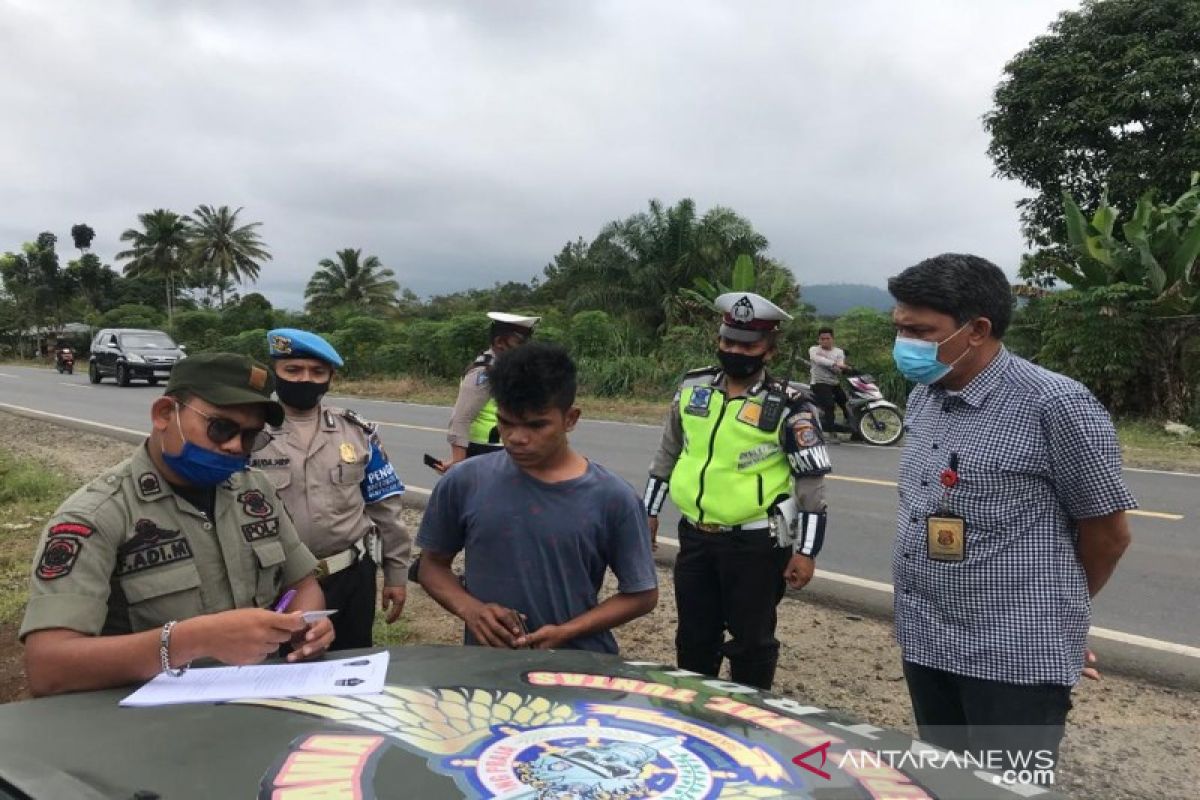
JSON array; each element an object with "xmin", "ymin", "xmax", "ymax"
[{"xmin": 119, "ymin": 651, "xmax": 390, "ymax": 707}]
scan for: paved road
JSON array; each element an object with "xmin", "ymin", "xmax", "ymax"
[{"xmin": 1, "ymin": 363, "xmax": 1197, "ymax": 648}]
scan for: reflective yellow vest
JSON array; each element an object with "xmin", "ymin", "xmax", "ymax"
[{"xmin": 669, "ymin": 377, "xmax": 792, "ymax": 526}]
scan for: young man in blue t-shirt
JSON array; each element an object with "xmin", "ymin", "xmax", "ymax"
[{"xmin": 416, "ymin": 343, "xmax": 658, "ymax": 653}]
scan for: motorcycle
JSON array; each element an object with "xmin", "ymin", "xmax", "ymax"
[
  {"xmin": 797, "ymin": 356, "xmax": 904, "ymax": 446},
  {"xmin": 54, "ymin": 347, "xmax": 75, "ymax": 375},
  {"xmin": 841, "ymin": 370, "xmax": 904, "ymax": 446}
]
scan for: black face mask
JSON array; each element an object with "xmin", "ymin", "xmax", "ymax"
[
  {"xmin": 717, "ymin": 350, "xmax": 765, "ymax": 379},
  {"xmin": 275, "ymin": 377, "xmax": 330, "ymax": 411}
]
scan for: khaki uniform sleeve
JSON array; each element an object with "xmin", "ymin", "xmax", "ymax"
[
  {"xmin": 447, "ymin": 367, "xmax": 492, "ymax": 447},
  {"xmin": 274, "ymin": 500, "xmax": 319, "ymax": 587},
  {"xmin": 19, "ymin": 489, "xmax": 126, "ymax": 640},
  {"xmin": 366, "ymin": 492, "xmax": 411, "ymax": 586},
  {"xmin": 648, "ymin": 393, "xmax": 685, "ymax": 478},
  {"xmin": 361, "ymin": 431, "xmax": 412, "ymax": 586}
]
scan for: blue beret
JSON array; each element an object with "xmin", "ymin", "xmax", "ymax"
[{"xmin": 266, "ymin": 328, "xmax": 344, "ymax": 368}]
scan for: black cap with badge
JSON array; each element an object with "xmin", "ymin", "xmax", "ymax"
[{"xmin": 164, "ymin": 353, "xmax": 285, "ymax": 426}]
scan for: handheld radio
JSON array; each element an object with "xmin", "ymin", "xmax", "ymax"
[{"xmin": 758, "ymin": 347, "xmax": 801, "ymax": 431}]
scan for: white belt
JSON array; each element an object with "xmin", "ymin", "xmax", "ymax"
[
  {"xmin": 685, "ymin": 517, "xmax": 771, "ymax": 534},
  {"xmin": 315, "ymin": 539, "xmax": 367, "ymax": 579}
]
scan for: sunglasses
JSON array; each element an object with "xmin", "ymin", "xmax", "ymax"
[{"xmin": 177, "ymin": 401, "xmax": 273, "ymax": 453}]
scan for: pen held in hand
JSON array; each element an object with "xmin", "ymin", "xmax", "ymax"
[
  {"xmin": 272, "ymin": 589, "xmax": 298, "ymax": 613},
  {"xmin": 300, "ymin": 609, "xmax": 338, "ymax": 624}
]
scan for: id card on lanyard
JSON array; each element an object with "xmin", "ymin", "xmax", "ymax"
[{"xmin": 926, "ymin": 452, "xmax": 964, "ymax": 562}]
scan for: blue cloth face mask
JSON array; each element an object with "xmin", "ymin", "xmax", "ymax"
[
  {"xmin": 892, "ymin": 323, "xmax": 971, "ymax": 385},
  {"xmin": 162, "ymin": 407, "xmax": 249, "ymax": 486}
]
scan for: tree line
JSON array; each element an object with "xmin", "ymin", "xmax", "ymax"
[{"xmin": 2, "ymin": 0, "xmax": 1198, "ymax": 420}]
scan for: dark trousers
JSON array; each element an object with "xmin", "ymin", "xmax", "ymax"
[
  {"xmin": 466, "ymin": 442, "xmax": 504, "ymax": 458},
  {"xmin": 673, "ymin": 521, "xmax": 793, "ymax": 690},
  {"xmin": 320, "ymin": 554, "xmax": 378, "ymax": 651},
  {"xmin": 903, "ymin": 661, "xmax": 1072, "ymax": 782},
  {"xmin": 811, "ymin": 382, "xmax": 851, "ymax": 433}
]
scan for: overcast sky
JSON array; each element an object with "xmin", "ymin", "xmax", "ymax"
[{"xmin": 0, "ymin": 0, "xmax": 1078, "ymax": 310}]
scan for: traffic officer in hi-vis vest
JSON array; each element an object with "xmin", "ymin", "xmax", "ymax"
[
  {"xmin": 253, "ymin": 329, "xmax": 411, "ymax": 650},
  {"xmin": 19, "ymin": 353, "xmax": 333, "ymax": 697},
  {"xmin": 441, "ymin": 311, "xmax": 540, "ymax": 470},
  {"xmin": 644, "ymin": 292, "xmax": 831, "ymax": 690}
]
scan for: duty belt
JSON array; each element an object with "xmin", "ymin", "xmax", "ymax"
[
  {"xmin": 315, "ymin": 538, "xmax": 368, "ymax": 579},
  {"xmin": 685, "ymin": 517, "xmax": 771, "ymax": 534}
]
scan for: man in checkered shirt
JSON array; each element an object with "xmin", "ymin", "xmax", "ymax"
[{"xmin": 888, "ymin": 254, "xmax": 1135, "ymax": 778}]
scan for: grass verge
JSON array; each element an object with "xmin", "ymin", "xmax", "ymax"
[
  {"xmin": 0, "ymin": 450, "xmax": 76, "ymax": 625},
  {"xmin": 1116, "ymin": 419, "xmax": 1200, "ymax": 472},
  {"xmin": 334, "ymin": 377, "xmax": 669, "ymax": 425}
]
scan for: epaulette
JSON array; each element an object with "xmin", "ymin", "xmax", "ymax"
[
  {"xmin": 341, "ymin": 408, "xmax": 377, "ymax": 435},
  {"xmin": 465, "ymin": 351, "xmax": 494, "ymax": 377},
  {"xmin": 680, "ymin": 365, "xmax": 720, "ymax": 388}
]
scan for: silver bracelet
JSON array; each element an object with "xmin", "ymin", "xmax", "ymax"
[{"xmin": 160, "ymin": 620, "xmax": 190, "ymax": 677}]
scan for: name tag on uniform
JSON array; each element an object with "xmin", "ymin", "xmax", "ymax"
[{"xmin": 926, "ymin": 514, "xmax": 965, "ymax": 562}]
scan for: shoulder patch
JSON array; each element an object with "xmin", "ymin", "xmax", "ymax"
[
  {"xmin": 48, "ymin": 522, "xmax": 94, "ymax": 538},
  {"xmin": 341, "ymin": 408, "xmax": 377, "ymax": 436},
  {"xmin": 36, "ymin": 522, "xmax": 95, "ymax": 580}
]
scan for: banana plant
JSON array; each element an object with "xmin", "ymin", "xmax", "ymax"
[
  {"xmin": 678, "ymin": 254, "xmax": 794, "ymax": 306},
  {"xmin": 1058, "ymin": 174, "xmax": 1200, "ymax": 310}
]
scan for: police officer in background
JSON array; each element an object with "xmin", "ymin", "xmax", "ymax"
[
  {"xmin": 20, "ymin": 353, "xmax": 333, "ymax": 697},
  {"xmin": 644, "ymin": 293, "xmax": 831, "ymax": 690},
  {"xmin": 253, "ymin": 328, "xmax": 411, "ymax": 650},
  {"xmin": 442, "ymin": 312, "xmax": 540, "ymax": 469}
]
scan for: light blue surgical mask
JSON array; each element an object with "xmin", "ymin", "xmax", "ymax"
[
  {"xmin": 892, "ymin": 323, "xmax": 972, "ymax": 385},
  {"xmin": 162, "ymin": 408, "xmax": 248, "ymax": 486}
]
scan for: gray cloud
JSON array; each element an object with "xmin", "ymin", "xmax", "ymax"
[{"xmin": 0, "ymin": 0, "xmax": 1078, "ymax": 310}]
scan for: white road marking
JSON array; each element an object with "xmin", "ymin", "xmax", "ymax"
[
  {"xmin": 59, "ymin": 382, "xmax": 86, "ymax": 389},
  {"xmin": 1125, "ymin": 466, "xmax": 1200, "ymax": 478},
  {"xmin": 0, "ymin": 403, "xmax": 143, "ymax": 437},
  {"xmin": 0, "ymin": 372, "xmax": 18, "ymax": 378},
  {"xmin": 656, "ymin": 534, "xmax": 1200, "ymax": 659},
  {"xmin": 373, "ymin": 420, "xmax": 444, "ymax": 434},
  {"xmin": 827, "ymin": 475, "xmax": 1181, "ymax": 520}
]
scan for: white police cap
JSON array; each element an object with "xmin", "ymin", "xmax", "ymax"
[
  {"xmin": 486, "ymin": 312, "xmax": 541, "ymax": 330},
  {"xmin": 714, "ymin": 292, "xmax": 793, "ymax": 342}
]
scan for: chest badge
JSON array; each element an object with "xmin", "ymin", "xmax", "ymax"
[
  {"xmin": 237, "ymin": 490, "xmax": 275, "ymax": 518},
  {"xmin": 684, "ymin": 387, "xmax": 713, "ymax": 417},
  {"xmin": 340, "ymin": 443, "xmax": 357, "ymax": 463}
]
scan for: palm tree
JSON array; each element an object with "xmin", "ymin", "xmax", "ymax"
[
  {"xmin": 186, "ymin": 205, "xmax": 271, "ymax": 308},
  {"xmin": 304, "ymin": 248, "xmax": 401, "ymax": 313},
  {"xmin": 116, "ymin": 209, "xmax": 190, "ymax": 322},
  {"xmin": 561, "ymin": 199, "xmax": 773, "ymax": 332}
]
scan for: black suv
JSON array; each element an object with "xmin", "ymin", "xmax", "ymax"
[{"xmin": 88, "ymin": 328, "xmax": 186, "ymax": 386}]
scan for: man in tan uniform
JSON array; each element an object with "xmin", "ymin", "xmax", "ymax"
[
  {"xmin": 20, "ymin": 353, "xmax": 333, "ymax": 697},
  {"xmin": 254, "ymin": 328, "xmax": 411, "ymax": 650},
  {"xmin": 442, "ymin": 311, "xmax": 540, "ymax": 469}
]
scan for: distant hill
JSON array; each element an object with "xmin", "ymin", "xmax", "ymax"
[{"xmin": 801, "ymin": 283, "xmax": 892, "ymax": 316}]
